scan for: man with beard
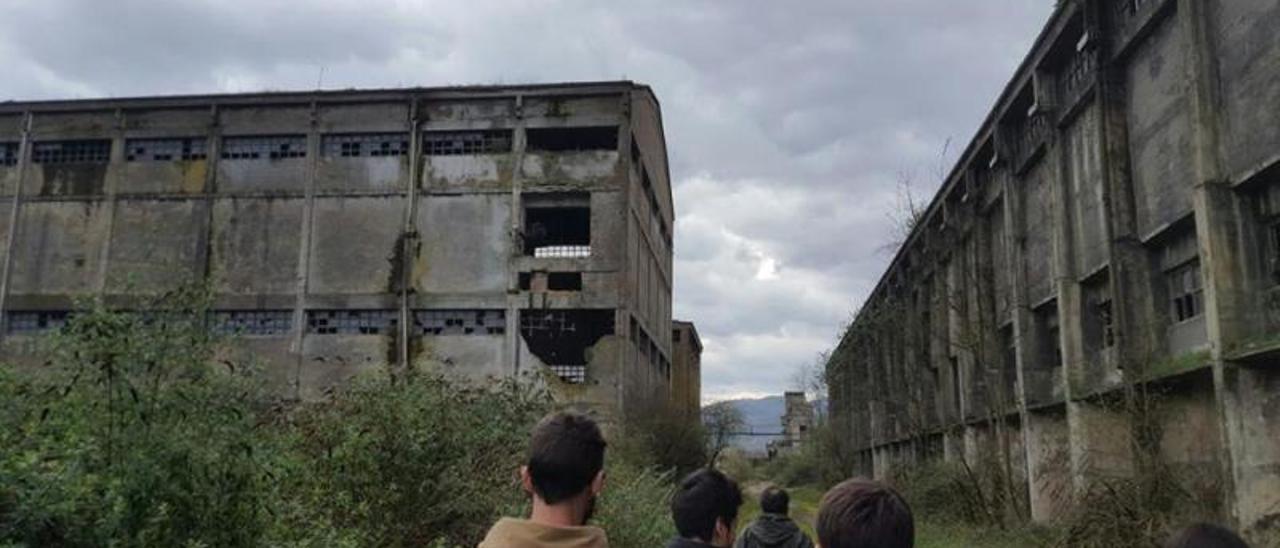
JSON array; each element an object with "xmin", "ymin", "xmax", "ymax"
[
  {"xmin": 735, "ymin": 486, "xmax": 813, "ymax": 548},
  {"xmin": 480, "ymin": 411, "xmax": 609, "ymax": 548}
]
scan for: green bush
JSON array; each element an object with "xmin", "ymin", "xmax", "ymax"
[{"xmin": 595, "ymin": 461, "xmax": 676, "ymax": 548}]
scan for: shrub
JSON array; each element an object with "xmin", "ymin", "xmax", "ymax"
[{"xmin": 595, "ymin": 461, "xmax": 676, "ymax": 548}]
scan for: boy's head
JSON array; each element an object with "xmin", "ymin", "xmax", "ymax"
[
  {"xmin": 521, "ymin": 412, "xmax": 607, "ymax": 506},
  {"xmin": 760, "ymin": 486, "xmax": 790, "ymax": 515},
  {"xmin": 816, "ymin": 479, "xmax": 914, "ymax": 548},
  {"xmin": 671, "ymin": 468, "xmax": 743, "ymax": 546}
]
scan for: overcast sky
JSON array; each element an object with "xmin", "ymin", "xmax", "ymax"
[{"xmin": 0, "ymin": 0, "xmax": 1055, "ymax": 402}]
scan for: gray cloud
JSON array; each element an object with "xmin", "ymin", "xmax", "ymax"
[{"xmin": 0, "ymin": 0, "xmax": 1054, "ymax": 401}]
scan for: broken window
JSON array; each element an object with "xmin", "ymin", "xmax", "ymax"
[
  {"xmin": 322, "ymin": 133, "xmax": 409, "ymax": 158},
  {"xmin": 422, "ymin": 130, "xmax": 512, "ymax": 155},
  {"xmin": 524, "ymin": 192, "xmax": 591, "ymax": 258},
  {"xmin": 1, "ymin": 142, "xmax": 18, "ymax": 166},
  {"xmin": 126, "ymin": 138, "xmax": 208, "ymax": 162},
  {"xmin": 518, "ymin": 272, "xmax": 533, "ymax": 291},
  {"xmin": 5, "ymin": 310, "xmax": 70, "ymax": 334},
  {"xmin": 520, "ymin": 309, "xmax": 614, "ymax": 384},
  {"xmin": 547, "ymin": 272, "xmax": 583, "ymax": 291},
  {"xmin": 414, "ymin": 309, "xmax": 505, "ymax": 335},
  {"xmin": 1034, "ymin": 301, "xmax": 1062, "ymax": 369},
  {"xmin": 525, "ymin": 126, "xmax": 618, "ymax": 152},
  {"xmin": 1083, "ymin": 275, "xmax": 1115, "ymax": 356},
  {"xmin": 221, "ymin": 135, "xmax": 306, "ymax": 160},
  {"xmin": 306, "ymin": 310, "xmax": 397, "ymax": 335},
  {"xmin": 1167, "ymin": 262, "xmax": 1204, "ymax": 323},
  {"xmin": 212, "ymin": 310, "xmax": 292, "ymax": 336},
  {"xmin": 32, "ymin": 140, "xmax": 111, "ymax": 164}
]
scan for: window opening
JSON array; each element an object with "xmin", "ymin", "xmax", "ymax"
[
  {"xmin": 6, "ymin": 311, "xmax": 71, "ymax": 334},
  {"xmin": 414, "ymin": 309, "xmax": 505, "ymax": 335},
  {"xmin": 1167, "ymin": 261, "xmax": 1204, "ymax": 323},
  {"xmin": 525, "ymin": 126, "xmax": 618, "ymax": 152},
  {"xmin": 422, "ymin": 130, "xmax": 512, "ymax": 155},
  {"xmin": 213, "ymin": 310, "xmax": 292, "ymax": 336},
  {"xmin": 524, "ymin": 192, "xmax": 591, "ymax": 258},
  {"xmin": 322, "ymin": 133, "xmax": 409, "ymax": 158},
  {"xmin": 1036, "ymin": 302, "xmax": 1062, "ymax": 369},
  {"xmin": 221, "ymin": 136, "xmax": 306, "ymax": 160},
  {"xmin": 520, "ymin": 309, "xmax": 614, "ymax": 384},
  {"xmin": 306, "ymin": 310, "xmax": 397, "ymax": 335},
  {"xmin": 518, "ymin": 272, "xmax": 533, "ymax": 291},
  {"xmin": 547, "ymin": 272, "xmax": 583, "ymax": 291},
  {"xmin": 126, "ymin": 138, "xmax": 208, "ymax": 162},
  {"xmin": 32, "ymin": 140, "xmax": 111, "ymax": 164},
  {"xmin": 1, "ymin": 142, "xmax": 18, "ymax": 166}
]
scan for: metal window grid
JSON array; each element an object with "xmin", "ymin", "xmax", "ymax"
[
  {"xmin": 322, "ymin": 133, "xmax": 409, "ymax": 158},
  {"xmin": 0, "ymin": 142, "xmax": 18, "ymax": 166},
  {"xmin": 221, "ymin": 136, "xmax": 307, "ymax": 160},
  {"xmin": 413, "ymin": 309, "xmax": 506, "ymax": 335},
  {"xmin": 548, "ymin": 365, "xmax": 587, "ymax": 384},
  {"xmin": 32, "ymin": 140, "xmax": 111, "ymax": 164},
  {"xmin": 6, "ymin": 311, "xmax": 70, "ymax": 334},
  {"xmin": 306, "ymin": 310, "xmax": 398, "ymax": 335},
  {"xmin": 533, "ymin": 245, "xmax": 591, "ymax": 259},
  {"xmin": 126, "ymin": 138, "xmax": 208, "ymax": 162},
  {"xmin": 213, "ymin": 310, "xmax": 293, "ymax": 336},
  {"xmin": 422, "ymin": 130, "xmax": 512, "ymax": 155}
]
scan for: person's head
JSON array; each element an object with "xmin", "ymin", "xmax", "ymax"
[
  {"xmin": 519, "ymin": 412, "xmax": 607, "ymax": 523},
  {"xmin": 1164, "ymin": 523, "xmax": 1250, "ymax": 548},
  {"xmin": 671, "ymin": 468, "xmax": 743, "ymax": 547},
  {"xmin": 816, "ymin": 479, "xmax": 914, "ymax": 548},
  {"xmin": 760, "ymin": 485, "xmax": 790, "ymax": 516}
]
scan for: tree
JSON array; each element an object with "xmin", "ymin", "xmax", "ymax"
[{"xmin": 702, "ymin": 401, "xmax": 745, "ymax": 468}]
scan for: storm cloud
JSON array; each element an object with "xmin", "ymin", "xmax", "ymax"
[{"xmin": 0, "ymin": 0, "xmax": 1055, "ymax": 401}]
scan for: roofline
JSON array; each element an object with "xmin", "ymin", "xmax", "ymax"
[
  {"xmin": 846, "ymin": 1, "xmax": 1075, "ymax": 331},
  {"xmin": 673, "ymin": 320, "xmax": 702, "ymax": 352},
  {"xmin": 0, "ymin": 80, "xmax": 650, "ymax": 114}
]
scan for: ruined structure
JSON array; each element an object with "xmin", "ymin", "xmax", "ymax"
[
  {"xmin": 767, "ymin": 391, "xmax": 815, "ymax": 458},
  {"xmin": 671, "ymin": 320, "xmax": 703, "ymax": 419},
  {"xmin": 826, "ymin": 0, "xmax": 1280, "ymax": 535},
  {"xmin": 0, "ymin": 81, "xmax": 678, "ymax": 421}
]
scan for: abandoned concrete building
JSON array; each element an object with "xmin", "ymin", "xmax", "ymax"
[
  {"xmin": 767, "ymin": 391, "xmax": 815, "ymax": 458},
  {"xmin": 0, "ymin": 81, "xmax": 682, "ymax": 421},
  {"xmin": 826, "ymin": 0, "xmax": 1280, "ymax": 536},
  {"xmin": 670, "ymin": 320, "xmax": 703, "ymax": 419}
]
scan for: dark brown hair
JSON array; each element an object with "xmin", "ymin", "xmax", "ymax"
[
  {"xmin": 1165, "ymin": 523, "xmax": 1250, "ymax": 548},
  {"xmin": 760, "ymin": 485, "xmax": 790, "ymax": 515},
  {"xmin": 816, "ymin": 478, "xmax": 914, "ymax": 548},
  {"xmin": 526, "ymin": 412, "xmax": 607, "ymax": 505},
  {"xmin": 671, "ymin": 468, "xmax": 743, "ymax": 541}
]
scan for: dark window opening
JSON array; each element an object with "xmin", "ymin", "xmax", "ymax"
[
  {"xmin": 525, "ymin": 126, "xmax": 618, "ymax": 152},
  {"xmin": 520, "ymin": 309, "xmax": 614, "ymax": 383},
  {"xmin": 32, "ymin": 140, "xmax": 111, "ymax": 164},
  {"xmin": 1098, "ymin": 300, "xmax": 1116, "ymax": 348},
  {"xmin": 6, "ymin": 310, "xmax": 71, "ymax": 334},
  {"xmin": 1035, "ymin": 302, "xmax": 1062, "ymax": 369},
  {"xmin": 322, "ymin": 133, "xmax": 409, "ymax": 158},
  {"xmin": 213, "ymin": 310, "xmax": 292, "ymax": 336},
  {"xmin": 524, "ymin": 193, "xmax": 591, "ymax": 258},
  {"xmin": 547, "ymin": 272, "xmax": 583, "ymax": 291},
  {"xmin": 126, "ymin": 138, "xmax": 208, "ymax": 162},
  {"xmin": 306, "ymin": 310, "xmax": 397, "ymax": 335},
  {"xmin": 221, "ymin": 136, "xmax": 306, "ymax": 160},
  {"xmin": 414, "ymin": 309, "xmax": 505, "ymax": 335},
  {"xmin": 518, "ymin": 272, "xmax": 533, "ymax": 291},
  {"xmin": 1168, "ymin": 261, "xmax": 1204, "ymax": 323},
  {"xmin": 422, "ymin": 130, "xmax": 512, "ymax": 155},
  {"xmin": 1, "ymin": 142, "xmax": 19, "ymax": 166}
]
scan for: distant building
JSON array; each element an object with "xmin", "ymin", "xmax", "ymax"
[
  {"xmin": 767, "ymin": 391, "xmax": 814, "ymax": 458},
  {"xmin": 826, "ymin": 0, "xmax": 1280, "ymax": 533},
  {"xmin": 670, "ymin": 320, "xmax": 702, "ymax": 418},
  {"xmin": 0, "ymin": 81, "xmax": 676, "ymax": 422}
]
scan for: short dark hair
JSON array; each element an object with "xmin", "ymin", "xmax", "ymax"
[
  {"xmin": 816, "ymin": 478, "xmax": 914, "ymax": 548},
  {"xmin": 526, "ymin": 412, "xmax": 607, "ymax": 505},
  {"xmin": 1165, "ymin": 523, "xmax": 1249, "ymax": 548},
  {"xmin": 671, "ymin": 469, "xmax": 743, "ymax": 541},
  {"xmin": 760, "ymin": 486, "xmax": 790, "ymax": 515}
]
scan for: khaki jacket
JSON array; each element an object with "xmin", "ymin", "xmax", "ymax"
[{"xmin": 478, "ymin": 517, "xmax": 609, "ymax": 548}]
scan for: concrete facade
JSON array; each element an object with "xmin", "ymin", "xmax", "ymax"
[
  {"xmin": 0, "ymin": 81, "xmax": 678, "ymax": 422},
  {"xmin": 826, "ymin": 0, "xmax": 1280, "ymax": 536},
  {"xmin": 671, "ymin": 320, "xmax": 702, "ymax": 419}
]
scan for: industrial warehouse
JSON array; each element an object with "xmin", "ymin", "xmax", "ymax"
[
  {"xmin": 826, "ymin": 0, "xmax": 1280, "ymax": 534},
  {"xmin": 0, "ymin": 81, "xmax": 697, "ymax": 421}
]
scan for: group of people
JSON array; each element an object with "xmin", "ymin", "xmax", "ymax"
[{"xmin": 478, "ymin": 412, "xmax": 1253, "ymax": 548}]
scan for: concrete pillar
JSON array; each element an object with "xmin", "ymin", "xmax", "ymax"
[{"xmin": 1025, "ymin": 408, "xmax": 1072, "ymax": 522}]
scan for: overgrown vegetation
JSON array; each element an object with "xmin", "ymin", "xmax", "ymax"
[{"xmin": 0, "ymin": 287, "xmax": 676, "ymax": 547}]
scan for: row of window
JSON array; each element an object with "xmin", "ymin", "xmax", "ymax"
[
  {"xmin": 0, "ymin": 126, "xmax": 620, "ymax": 167},
  {"xmin": 630, "ymin": 316, "xmax": 671, "ymax": 380},
  {"xmin": 5, "ymin": 309, "xmax": 508, "ymax": 336}
]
